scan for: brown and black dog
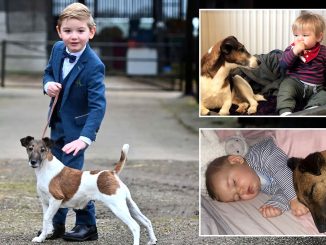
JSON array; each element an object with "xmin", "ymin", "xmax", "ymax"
[
  {"xmin": 288, "ymin": 151, "xmax": 326, "ymax": 233},
  {"xmin": 200, "ymin": 36, "xmax": 265, "ymax": 116}
]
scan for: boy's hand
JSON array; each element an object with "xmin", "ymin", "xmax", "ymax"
[
  {"xmin": 293, "ymin": 40, "xmax": 305, "ymax": 56},
  {"xmin": 62, "ymin": 139, "xmax": 87, "ymax": 156},
  {"xmin": 290, "ymin": 198, "xmax": 309, "ymax": 216},
  {"xmin": 47, "ymin": 82, "xmax": 62, "ymax": 97},
  {"xmin": 259, "ymin": 205, "xmax": 282, "ymax": 218}
]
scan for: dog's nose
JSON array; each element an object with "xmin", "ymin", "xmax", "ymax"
[{"xmin": 30, "ymin": 160, "xmax": 37, "ymax": 166}]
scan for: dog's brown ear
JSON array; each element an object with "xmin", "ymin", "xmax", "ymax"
[
  {"xmin": 221, "ymin": 43, "xmax": 233, "ymax": 55},
  {"xmin": 287, "ymin": 157, "xmax": 302, "ymax": 171},
  {"xmin": 221, "ymin": 36, "xmax": 238, "ymax": 54},
  {"xmin": 230, "ymin": 36, "xmax": 238, "ymax": 41},
  {"xmin": 42, "ymin": 137, "xmax": 54, "ymax": 148},
  {"xmin": 201, "ymin": 41, "xmax": 221, "ymax": 78},
  {"xmin": 20, "ymin": 136, "xmax": 34, "ymax": 147},
  {"xmin": 299, "ymin": 152, "xmax": 324, "ymax": 176}
]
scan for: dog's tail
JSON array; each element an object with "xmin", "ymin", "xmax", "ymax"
[
  {"xmin": 113, "ymin": 144, "xmax": 129, "ymax": 175},
  {"xmin": 254, "ymin": 94, "xmax": 266, "ymax": 101}
]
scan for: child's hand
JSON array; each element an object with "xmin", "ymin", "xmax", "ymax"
[
  {"xmin": 259, "ymin": 205, "xmax": 282, "ymax": 218},
  {"xmin": 47, "ymin": 82, "xmax": 62, "ymax": 97},
  {"xmin": 293, "ymin": 40, "xmax": 305, "ymax": 55},
  {"xmin": 62, "ymin": 139, "xmax": 87, "ymax": 156},
  {"xmin": 290, "ymin": 198, "xmax": 309, "ymax": 216}
]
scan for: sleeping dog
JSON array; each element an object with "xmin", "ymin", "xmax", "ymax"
[
  {"xmin": 200, "ymin": 36, "xmax": 265, "ymax": 116},
  {"xmin": 288, "ymin": 151, "xmax": 326, "ymax": 233}
]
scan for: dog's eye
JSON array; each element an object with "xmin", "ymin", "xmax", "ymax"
[
  {"xmin": 304, "ymin": 183, "xmax": 316, "ymax": 200},
  {"xmin": 40, "ymin": 147, "xmax": 46, "ymax": 153},
  {"xmin": 309, "ymin": 183, "xmax": 316, "ymax": 199},
  {"xmin": 28, "ymin": 146, "xmax": 33, "ymax": 151}
]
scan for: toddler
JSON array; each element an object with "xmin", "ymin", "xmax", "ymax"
[
  {"xmin": 277, "ymin": 12, "xmax": 326, "ymax": 116},
  {"xmin": 205, "ymin": 137, "xmax": 309, "ymax": 218}
]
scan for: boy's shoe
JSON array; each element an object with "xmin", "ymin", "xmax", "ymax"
[
  {"xmin": 305, "ymin": 105, "xmax": 319, "ymax": 110},
  {"xmin": 63, "ymin": 224, "xmax": 98, "ymax": 241},
  {"xmin": 36, "ymin": 224, "xmax": 65, "ymax": 240},
  {"xmin": 280, "ymin": 111, "xmax": 292, "ymax": 116}
]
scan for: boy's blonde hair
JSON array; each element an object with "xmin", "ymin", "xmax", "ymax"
[
  {"xmin": 292, "ymin": 12, "xmax": 325, "ymax": 36},
  {"xmin": 57, "ymin": 3, "xmax": 96, "ymax": 29}
]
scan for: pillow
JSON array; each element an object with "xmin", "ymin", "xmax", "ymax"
[
  {"xmin": 275, "ymin": 130, "xmax": 326, "ymax": 158},
  {"xmin": 200, "ymin": 130, "xmax": 226, "ymax": 192}
]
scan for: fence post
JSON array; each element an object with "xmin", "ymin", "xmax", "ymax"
[{"xmin": 1, "ymin": 40, "xmax": 6, "ymax": 88}]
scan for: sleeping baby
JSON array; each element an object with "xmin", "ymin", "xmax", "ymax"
[{"xmin": 205, "ymin": 136, "xmax": 309, "ymax": 218}]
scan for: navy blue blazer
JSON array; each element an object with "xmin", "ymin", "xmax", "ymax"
[{"xmin": 43, "ymin": 41, "xmax": 106, "ymax": 142}]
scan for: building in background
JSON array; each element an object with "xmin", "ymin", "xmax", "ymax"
[{"xmin": 0, "ymin": 0, "xmax": 198, "ymax": 95}]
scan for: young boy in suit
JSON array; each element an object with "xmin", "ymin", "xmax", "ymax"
[{"xmin": 42, "ymin": 3, "xmax": 106, "ymax": 241}]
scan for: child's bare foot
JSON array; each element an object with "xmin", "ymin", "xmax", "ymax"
[{"xmin": 290, "ymin": 198, "xmax": 309, "ymax": 216}]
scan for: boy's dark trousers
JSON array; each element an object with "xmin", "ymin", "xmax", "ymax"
[{"xmin": 277, "ymin": 77, "xmax": 326, "ymax": 114}]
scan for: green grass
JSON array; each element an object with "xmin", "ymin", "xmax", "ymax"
[{"xmin": 0, "ymin": 181, "xmax": 36, "ymax": 195}]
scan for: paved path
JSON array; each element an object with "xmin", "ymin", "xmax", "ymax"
[{"xmin": 0, "ymin": 76, "xmax": 204, "ymax": 161}]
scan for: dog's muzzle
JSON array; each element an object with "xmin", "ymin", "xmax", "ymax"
[
  {"xmin": 29, "ymin": 160, "xmax": 39, "ymax": 168},
  {"xmin": 248, "ymin": 56, "xmax": 260, "ymax": 68},
  {"xmin": 288, "ymin": 152, "xmax": 326, "ymax": 233}
]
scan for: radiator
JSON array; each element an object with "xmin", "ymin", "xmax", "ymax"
[{"xmin": 200, "ymin": 9, "xmax": 326, "ymax": 56}]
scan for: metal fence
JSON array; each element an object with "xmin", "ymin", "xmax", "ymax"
[
  {"xmin": 0, "ymin": 39, "xmax": 185, "ymax": 89},
  {"xmin": 4, "ymin": 0, "xmax": 186, "ymax": 34},
  {"xmin": 5, "ymin": 0, "xmax": 47, "ymax": 33},
  {"xmin": 52, "ymin": 0, "xmax": 187, "ymax": 20}
]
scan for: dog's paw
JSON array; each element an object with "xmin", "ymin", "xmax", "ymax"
[
  {"xmin": 200, "ymin": 107, "xmax": 210, "ymax": 116},
  {"xmin": 236, "ymin": 102, "xmax": 249, "ymax": 114},
  {"xmin": 247, "ymin": 106, "xmax": 257, "ymax": 115},
  {"xmin": 32, "ymin": 236, "xmax": 45, "ymax": 243},
  {"xmin": 147, "ymin": 239, "xmax": 157, "ymax": 245}
]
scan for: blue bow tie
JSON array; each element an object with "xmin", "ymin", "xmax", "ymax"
[{"xmin": 63, "ymin": 50, "xmax": 77, "ymax": 63}]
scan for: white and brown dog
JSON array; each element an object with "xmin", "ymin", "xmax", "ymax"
[
  {"xmin": 20, "ymin": 136, "xmax": 157, "ymax": 245},
  {"xmin": 200, "ymin": 36, "xmax": 265, "ymax": 116}
]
